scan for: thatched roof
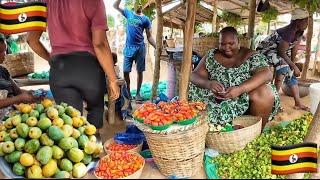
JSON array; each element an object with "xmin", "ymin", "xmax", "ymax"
[
  {"xmin": 145, "ymin": 0, "xmax": 295, "ymax": 29},
  {"xmin": 162, "ymin": 2, "xmax": 214, "ymax": 29}
]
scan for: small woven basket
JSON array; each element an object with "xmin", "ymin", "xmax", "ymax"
[
  {"xmin": 3, "ymin": 52, "xmax": 34, "ymax": 77},
  {"xmin": 103, "ymin": 138, "xmax": 143, "ymax": 154},
  {"xmin": 206, "ymin": 116, "xmax": 262, "ymax": 154},
  {"xmin": 136, "ymin": 113, "xmax": 209, "ymax": 178},
  {"xmin": 94, "ymin": 152, "xmax": 145, "ymax": 179}
]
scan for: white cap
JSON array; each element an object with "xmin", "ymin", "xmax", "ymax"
[{"xmin": 291, "ymin": 8, "xmax": 309, "ymax": 21}]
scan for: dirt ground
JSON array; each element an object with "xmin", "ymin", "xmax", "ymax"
[{"xmin": 0, "ymin": 52, "xmax": 318, "ymax": 179}]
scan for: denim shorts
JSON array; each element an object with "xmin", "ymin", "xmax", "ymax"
[
  {"xmin": 276, "ymin": 66, "xmax": 298, "ymax": 87},
  {"xmin": 123, "ymin": 45, "xmax": 146, "ymax": 73}
]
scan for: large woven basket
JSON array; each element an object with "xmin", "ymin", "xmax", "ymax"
[
  {"xmin": 206, "ymin": 116, "xmax": 262, "ymax": 154},
  {"xmin": 136, "ymin": 113, "xmax": 209, "ymax": 178},
  {"xmin": 3, "ymin": 52, "xmax": 34, "ymax": 77}
]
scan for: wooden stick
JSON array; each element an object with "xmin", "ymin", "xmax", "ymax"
[
  {"xmin": 247, "ymin": 0, "xmax": 256, "ymax": 39},
  {"xmin": 151, "ymin": 0, "xmax": 163, "ymax": 100},
  {"xmin": 312, "ymin": 30, "xmax": 320, "ymax": 75},
  {"xmin": 179, "ymin": 0, "xmax": 196, "ymax": 101},
  {"xmin": 301, "ymin": 14, "xmax": 313, "ymax": 80},
  {"xmin": 212, "ymin": 0, "xmax": 218, "ymax": 33}
]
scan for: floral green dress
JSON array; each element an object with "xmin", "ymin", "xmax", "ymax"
[{"xmin": 188, "ymin": 49, "xmax": 280, "ymax": 125}]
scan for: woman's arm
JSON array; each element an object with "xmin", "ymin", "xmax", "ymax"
[
  {"xmin": 190, "ymin": 55, "xmax": 225, "ymax": 92},
  {"xmin": 239, "ymin": 67, "xmax": 273, "ymax": 93},
  {"xmin": 27, "ymin": 31, "xmax": 50, "ymax": 61},
  {"xmin": 91, "ymin": 29, "xmax": 120, "ymax": 101},
  {"xmin": 0, "ymin": 91, "xmax": 37, "ymax": 108}
]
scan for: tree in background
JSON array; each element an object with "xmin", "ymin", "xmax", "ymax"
[{"xmin": 107, "ymin": 15, "xmax": 115, "ymax": 29}]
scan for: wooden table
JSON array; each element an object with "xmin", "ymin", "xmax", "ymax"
[{"xmin": 13, "ymin": 75, "xmax": 49, "ymax": 87}]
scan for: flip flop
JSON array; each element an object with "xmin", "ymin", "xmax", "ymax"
[{"xmin": 293, "ymin": 105, "xmax": 310, "ymax": 112}]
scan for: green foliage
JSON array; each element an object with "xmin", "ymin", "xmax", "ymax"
[
  {"xmin": 125, "ymin": 0, "xmax": 156, "ymax": 21},
  {"xmin": 194, "ymin": 23, "xmax": 205, "ymax": 33},
  {"xmin": 212, "ymin": 113, "xmax": 313, "ymax": 179},
  {"xmin": 221, "ymin": 12, "xmax": 243, "ymax": 27},
  {"xmin": 261, "ymin": 6, "xmax": 279, "ymax": 23},
  {"xmin": 107, "ymin": 15, "xmax": 115, "ymax": 28},
  {"xmin": 290, "ymin": 0, "xmax": 320, "ymax": 13}
]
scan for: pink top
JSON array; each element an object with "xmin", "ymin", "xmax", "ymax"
[{"xmin": 44, "ymin": 0, "xmax": 108, "ymax": 56}]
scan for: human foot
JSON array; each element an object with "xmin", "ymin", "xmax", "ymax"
[{"xmin": 293, "ymin": 104, "xmax": 310, "ymax": 111}]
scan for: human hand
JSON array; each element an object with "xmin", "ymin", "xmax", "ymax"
[
  {"xmin": 222, "ymin": 86, "xmax": 243, "ymax": 100},
  {"xmin": 293, "ymin": 66, "xmax": 301, "ymax": 77},
  {"xmin": 208, "ymin": 81, "xmax": 225, "ymax": 93},
  {"xmin": 108, "ymin": 80, "xmax": 120, "ymax": 101},
  {"xmin": 17, "ymin": 91, "xmax": 38, "ymax": 103}
]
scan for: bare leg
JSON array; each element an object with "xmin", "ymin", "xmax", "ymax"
[
  {"xmin": 124, "ymin": 72, "xmax": 131, "ymax": 99},
  {"xmin": 275, "ymin": 74, "xmax": 285, "ymax": 92},
  {"xmin": 290, "ymin": 85, "xmax": 310, "ymax": 111},
  {"xmin": 249, "ymin": 84, "xmax": 275, "ymax": 130},
  {"xmin": 135, "ymin": 72, "xmax": 143, "ymax": 102}
]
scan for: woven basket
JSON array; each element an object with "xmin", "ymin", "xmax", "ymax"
[
  {"xmin": 103, "ymin": 138, "xmax": 143, "ymax": 154},
  {"xmin": 94, "ymin": 152, "xmax": 145, "ymax": 179},
  {"xmin": 3, "ymin": 52, "xmax": 34, "ymax": 77},
  {"xmin": 138, "ymin": 113, "xmax": 209, "ymax": 178},
  {"xmin": 206, "ymin": 116, "xmax": 262, "ymax": 154}
]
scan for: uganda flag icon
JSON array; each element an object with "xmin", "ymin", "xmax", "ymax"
[
  {"xmin": 271, "ymin": 142, "xmax": 318, "ymax": 175},
  {"xmin": 0, "ymin": 2, "xmax": 47, "ymax": 35}
]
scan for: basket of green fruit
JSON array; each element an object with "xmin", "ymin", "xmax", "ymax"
[{"xmin": 206, "ymin": 116, "xmax": 262, "ymax": 154}]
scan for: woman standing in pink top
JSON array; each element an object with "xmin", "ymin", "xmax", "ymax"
[{"xmin": 27, "ymin": 0, "xmax": 120, "ymax": 131}]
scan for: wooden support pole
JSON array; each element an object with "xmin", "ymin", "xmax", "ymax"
[
  {"xmin": 212, "ymin": 0, "xmax": 218, "ymax": 33},
  {"xmin": 312, "ymin": 30, "xmax": 320, "ymax": 75},
  {"xmin": 286, "ymin": 102, "xmax": 320, "ymax": 179},
  {"xmin": 151, "ymin": 0, "xmax": 163, "ymax": 100},
  {"xmin": 247, "ymin": 0, "xmax": 256, "ymax": 39},
  {"xmin": 179, "ymin": 0, "xmax": 196, "ymax": 101},
  {"xmin": 301, "ymin": 14, "xmax": 313, "ymax": 80}
]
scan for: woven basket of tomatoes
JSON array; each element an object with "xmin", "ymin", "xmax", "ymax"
[
  {"xmin": 133, "ymin": 102, "xmax": 157, "ymax": 123},
  {"xmin": 104, "ymin": 138, "xmax": 143, "ymax": 154},
  {"xmin": 144, "ymin": 110, "xmax": 174, "ymax": 130},
  {"xmin": 94, "ymin": 152, "xmax": 145, "ymax": 179}
]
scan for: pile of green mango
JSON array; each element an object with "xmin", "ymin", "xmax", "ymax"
[
  {"xmin": 0, "ymin": 99, "xmax": 103, "ymax": 179},
  {"xmin": 211, "ymin": 113, "xmax": 313, "ymax": 179}
]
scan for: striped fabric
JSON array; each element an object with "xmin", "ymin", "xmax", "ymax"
[
  {"xmin": 0, "ymin": 2, "xmax": 47, "ymax": 35},
  {"xmin": 271, "ymin": 142, "xmax": 318, "ymax": 175}
]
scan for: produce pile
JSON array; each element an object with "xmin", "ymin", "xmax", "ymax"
[
  {"xmin": 0, "ymin": 99, "xmax": 103, "ymax": 178},
  {"xmin": 27, "ymin": 71, "xmax": 49, "ymax": 80},
  {"xmin": 209, "ymin": 123, "xmax": 244, "ymax": 132},
  {"xmin": 211, "ymin": 113, "xmax": 313, "ymax": 179},
  {"xmin": 133, "ymin": 101, "xmax": 206, "ymax": 130},
  {"xmin": 106, "ymin": 141, "xmax": 138, "ymax": 152},
  {"xmin": 95, "ymin": 152, "xmax": 144, "ymax": 179}
]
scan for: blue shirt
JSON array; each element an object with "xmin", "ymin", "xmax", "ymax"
[{"xmin": 124, "ymin": 8, "xmax": 151, "ymax": 47}]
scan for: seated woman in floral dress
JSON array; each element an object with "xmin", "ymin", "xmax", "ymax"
[{"xmin": 188, "ymin": 27, "xmax": 280, "ymax": 128}]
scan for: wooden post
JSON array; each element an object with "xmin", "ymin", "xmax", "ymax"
[
  {"xmin": 212, "ymin": 0, "xmax": 218, "ymax": 33},
  {"xmin": 151, "ymin": 0, "xmax": 163, "ymax": 100},
  {"xmin": 301, "ymin": 14, "xmax": 313, "ymax": 80},
  {"xmin": 247, "ymin": 0, "xmax": 256, "ymax": 38},
  {"xmin": 247, "ymin": 0, "xmax": 256, "ymax": 49},
  {"xmin": 286, "ymin": 102, "xmax": 320, "ymax": 179},
  {"xmin": 312, "ymin": 30, "xmax": 320, "ymax": 75},
  {"xmin": 179, "ymin": 0, "xmax": 196, "ymax": 101},
  {"xmin": 267, "ymin": 21, "xmax": 270, "ymax": 35}
]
